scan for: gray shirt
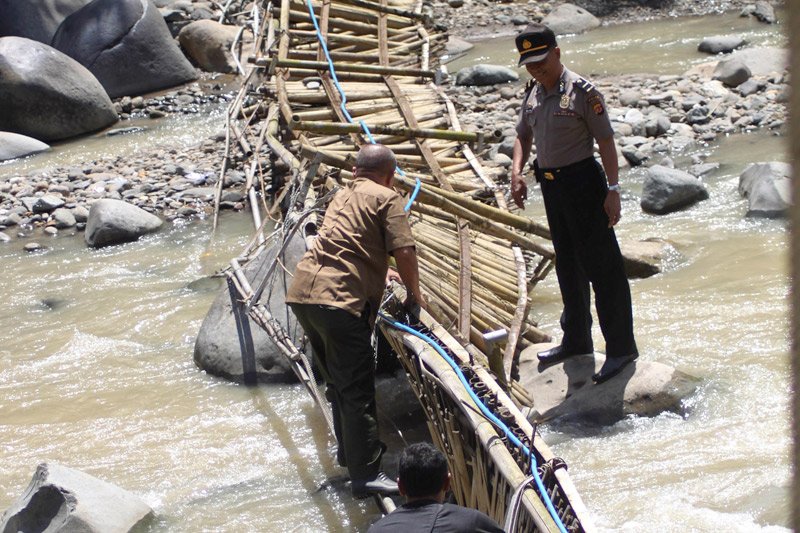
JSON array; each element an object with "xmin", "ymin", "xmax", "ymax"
[{"xmin": 516, "ymin": 67, "xmax": 613, "ymax": 169}]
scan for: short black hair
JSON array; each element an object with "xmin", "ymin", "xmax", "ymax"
[
  {"xmin": 355, "ymin": 143, "xmax": 396, "ymax": 176},
  {"xmin": 398, "ymin": 442, "xmax": 449, "ymax": 498}
]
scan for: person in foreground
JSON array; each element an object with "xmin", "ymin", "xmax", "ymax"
[
  {"xmin": 510, "ymin": 23, "xmax": 638, "ymax": 384},
  {"xmin": 287, "ymin": 144, "xmax": 426, "ymax": 496},
  {"xmin": 368, "ymin": 442, "xmax": 505, "ymax": 532}
]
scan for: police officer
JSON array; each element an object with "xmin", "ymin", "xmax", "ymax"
[{"xmin": 510, "ymin": 23, "xmax": 638, "ymax": 384}]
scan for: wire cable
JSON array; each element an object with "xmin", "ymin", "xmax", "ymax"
[{"xmin": 379, "ymin": 312, "xmax": 569, "ymax": 533}]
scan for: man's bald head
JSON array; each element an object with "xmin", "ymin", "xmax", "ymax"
[{"xmin": 354, "ymin": 144, "xmax": 397, "ymax": 185}]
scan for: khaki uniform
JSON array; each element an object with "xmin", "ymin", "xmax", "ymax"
[
  {"xmin": 516, "ymin": 68, "xmax": 637, "ymax": 359},
  {"xmin": 287, "ymin": 177, "xmax": 415, "ymax": 480}
]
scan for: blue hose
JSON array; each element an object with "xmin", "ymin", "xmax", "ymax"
[
  {"xmin": 305, "ymin": 0, "xmax": 421, "ymax": 212},
  {"xmin": 379, "ymin": 312, "xmax": 569, "ymax": 533}
]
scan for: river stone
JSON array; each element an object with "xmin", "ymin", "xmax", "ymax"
[
  {"xmin": 194, "ymin": 230, "xmax": 307, "ymax": 383},
  {"xmin": 713, "ymin": 57, "xmax": 751, "ymax": 87},
  {"xmin": 0, "ymin": 463, "xmax": 153, "ymax": 533},
  {"xmin": 0, "ymin": 132, "xmax": 50, "ymax": 161},
  {"xmin": 619, "ymin": 239, "xmax": 675, "ymax": 279},
  {"xmin": 444, "ymin": 36, "xmax": 473, "ymax": 61},
  {"xmin": 51, "ymin": 0, "xmax": 197, "ymax": 99},
  {"xmin": 738, "ymin": 162, "xmax": 791, "ymax": 218},
  {"xmin": 698, "ymin": 35, "xmax": 747, "ymax": 54},
  {"xmin": 85, "ymin": 199, "xmax": 163, "ymax": 247},
  {"xmin": 0, "ymin": 37, "xmax": 118, "ymax": 142},
  {"xmin": 178, "ymin": 20, "xmax": 240, "ymax": 73},
  {"xmin": 52, "ymin": 207, "xmax": 77, "ymax": 228},
  {"xmin": 641, "ymin": 165, "xmax": 709, "ymax": 215},
  {"xmin": 455, "ymin": 65, "xmax": 519, "ymax": 86},
  {"xmin": 751, "ymin": 1, "xmax": 776, "ymax": 23},
  {"xmin": 0, "ymin": 0, "xmax": 91, "ymax": 43},
  {"xmin": 728, "ymin": 47, "xmax": 787, "ymax": 76},
  {"xmin": 517, "ymin": 345, "xmax": 700, "ymax": 426},
  {"xmin": 541, "ymin": 3, "xmax": 600, "ymax": 35},
  {"xmin": 32, "ymin": 194, "xmax": 66, "ymax": 213}
]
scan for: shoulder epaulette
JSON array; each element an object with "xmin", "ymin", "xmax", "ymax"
[{"xmin": 574, "ymin": 77, "xmax": 595, "ymax": 93}]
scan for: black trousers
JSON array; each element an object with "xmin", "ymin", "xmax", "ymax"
[
  {"xmin": 536, "ymin": 157, "xmax": 637, "ymax": 359},
  {"xmin": 289, "ymin": 302, "xmax": 384, "ymax": 480}
]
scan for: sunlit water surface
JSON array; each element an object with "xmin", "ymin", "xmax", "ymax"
[{"xmin": 0, "ymin": 12, "xmax": 791, "ymax": 533}]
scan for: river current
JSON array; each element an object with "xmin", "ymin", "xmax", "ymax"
[{"xmin": 0, "ymin": 11, "xmax": 790, "ymax": 533}]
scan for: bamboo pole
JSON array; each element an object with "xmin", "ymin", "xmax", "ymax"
[
  {"xmin": 290, "ymin": 118, "xmax": 491, "ymax": 143},
  {"xmin": 276, "ymin": 57, "xmax": 436, "ymax": 77}
]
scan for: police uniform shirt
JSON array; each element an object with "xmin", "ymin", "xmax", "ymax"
[
  {"xmin": 286, "ymin": 177, "xmax": 415, "ymax": 322},
  {"xmin": 516, "ymin": 67, "xmax": 613, "ymax": 169}
]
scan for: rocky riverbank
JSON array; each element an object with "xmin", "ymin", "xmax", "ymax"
[{"xmin": 0, "ymin": 0, "xmax": 789, "ymax": 246}]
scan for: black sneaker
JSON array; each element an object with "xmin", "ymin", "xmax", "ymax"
[{"xmin": 351, "ymin": 471, "xmax": 399, "ymax": 497}]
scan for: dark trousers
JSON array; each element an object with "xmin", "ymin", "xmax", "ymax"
[
  {"xmin": 289, "ymin": 302, "xmax": 383, "ymax": 480},
  {"xmin": 536, "ymin": 158, "xmax": 637, "ymax": 359}
]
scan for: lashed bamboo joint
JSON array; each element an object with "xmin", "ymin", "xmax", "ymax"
[{"xmin": 213, "ymin": 0, "xmax": 593, "ymax": 529}]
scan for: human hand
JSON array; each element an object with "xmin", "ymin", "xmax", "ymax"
[
  {"xmin": 511, "ymin": 173, "xmax": 528, "ymax": 209},
  {"xmin": 403, "ymin": 291, "xmax": 428, "ymax": 312},
  {"xmin": 604, "ymin": 190, "xmax": 621, "ymax": 227}
]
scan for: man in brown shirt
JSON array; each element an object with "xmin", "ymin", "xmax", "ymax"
[{"xmin": 287, "ymin": 144, "xmax": 425, "ymax": 496}]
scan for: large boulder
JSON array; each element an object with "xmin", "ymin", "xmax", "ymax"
[
  {"xmin": 728, "ymin": 47, "xmax": 787, "ymax": 76},
  {"xmin": 455, "ymin": 64, "xmax": 518, "ymax": 86},
  {"xmin": 178, "ymin": 20, "xmax": 241, "ymax": 73},
  {"xmin": 738, "ymin": 162, "xmax": 791, "ymax": 218},
  {"xmin": 713, "ymin": 57, "xmax": 751, "ymax": 87},
  {"xmin": 619, "ymin": 238, "xmax": 677, "ymax": 279},
  {"xmin": 641, "ymin": 165, "xmax": 709, "ymax": 215},
  {"xmin": 194, "ymin": 230, "xmax": 307, "ymax": 383},
  {"xmin": 51, "ymin": 0, "xmax": 197, "ymax": 98},
  {"xmin": 84, "ymin": 199, "xmax": 163, "ymax": 247},
  {"xmin": 698, "ymin": 35, "xmax": 747, "ymax": 54},
  {"xmin": 0, "ymin": 132, "xmax": 50, "ymax": 161},
  {"xmin": 517, "ymin": 344, "xmax": 700, "ymax": 426},
  {"xmin": 0, "ymin": 0, "xmax": 91, "ymax": 43},
  {"xmin": 541, "ymin": 3, "xmax": 600, "ymax": 35},
  {"xmin": 0, "ymin": 37, "xmax": 118, "ymax": 142},
  {"xmin": 0, "ymin": 463, "xmax": 153, "ymax": 533}
]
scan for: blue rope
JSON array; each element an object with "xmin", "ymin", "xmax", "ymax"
[
  {"xmin": 304, "ymin": 0, "xmax": 421, "ymax": 212},
  {"xmin": 379, "ymin": 312, "xmax": 569, "ymax": 533}
]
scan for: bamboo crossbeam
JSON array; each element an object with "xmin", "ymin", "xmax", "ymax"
[
  {"xmin": 277, "ymin": 57, "xmax": 436, "ymax": 77},
  {"xmin": 291, "ymin": 118, "xmax": 490, "ymax": 143}
]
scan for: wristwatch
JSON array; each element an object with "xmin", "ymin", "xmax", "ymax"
[{"xmin": 607, "ymin": 184, "xmax": 621, "ymax": 192}]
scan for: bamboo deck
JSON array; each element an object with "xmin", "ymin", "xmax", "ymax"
[{"xmin": 213, "ymin": 0, "xmax": 591, "ymax": 530}]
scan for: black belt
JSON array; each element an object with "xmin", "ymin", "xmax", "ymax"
[{"xmin": 534, "ymin": 157, "xmax": 598, "ymax": 181}]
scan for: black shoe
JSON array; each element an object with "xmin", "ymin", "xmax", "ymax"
[
  {"xmin": 351, "ymin": 471, "xmax": 399, "ymax": 497},
  {"xmin": 592, "ymin": 354, "xmax": 638, "ymax": 384},
  {"xmin": 537, "ymin": 345, "xmax": 592, "ymax": 367}
]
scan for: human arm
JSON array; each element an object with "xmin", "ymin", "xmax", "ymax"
[
  {"xmin": 393, "ymin": 246, "xmax": 427, "ymax": 310},
  {"xmin": 511, "ymin": 131, "xmax": 533, "ymax": 209},
  {"xmin": 597, "ymin": 134, "xmax": 621, "ymax": 228}
]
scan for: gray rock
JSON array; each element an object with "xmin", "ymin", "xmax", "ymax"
[
  {"xmin": 24, "ymin": 242, "xmax": 44, "ymax": 252},
  {"xmin": 0, "ymin": 231, "xmax": 10, "ymax": 242},
  {"xmin": 685, "ymin": 106, "xmax": 710, "ymax": 125},
  {"xmin": 72, "ymin": 205, "xmax": 89, "ymax": 222},
  {"xmin": 738, "ymin": 162, "xmax": 791, "ymax": 218},
  {"xmin": 620, "ymin": 239, "xmax": 676, "ymax": 279},
  {"xmin": 44, "ymin": 226, "xmax": 58, "ymax": 236},
  {"xmin": 52, "ymin": 207, "xmax": 77, "ymax": 228},
  {"xmin": 455, "ymin": 64, "xmax": 519, "ymax": 86},
  {"xmin": 447, "ymin": 0, "xmax": 463, "ymax": 7},
  {"xmin": 752, "ymin": 0, "xmax": 776, "ymax": 23},
  {"xmin": 641, "ymin": 165, "xmax": 709, "ymax": 215},
  {"xmin": 728, "ymin": 47, "xmax": 787, "ymax": 76},
  {"xmin": 618, "ymin": 90, "xmax": 641, "ymax": 107},
  {"xmin": 194, "ymin": 231, "xmax": 307, "ymax": 383},
  {"xmin": 181, "ymin": 187, "xmax": 215, "ymax": 200},
  {"xmin": 713, "ymin": 57, "xmax": 751, "ymax": 87},
  {"xmin": 518, "ymin": 345, "xmax": 700, "ymax": 426},
  {"xmin": 32, "ymin": 194, "xmax": 65, "ymax": 213},
  {"xmin": 0, "ymin": 132, "xmax": 50, "ymax": 161},
  {"xmin": 0, "ymin": 37, "xmax": 118, "ymax": 142},
  {"xmin": 493, "ymin": 153, "xmax": 512, "ymax": 168},
  {"xmin": 0, "ymin": 0, "xmax": 90, "ymax": 43},
  {"xmin": 19, "ymin": 197, "xmax": 38, "ymax": 212},
  {"xmin": 645, "ymin": 115, "xmax": 671, "ymax": 137},
  {"xmin": 698, "ymin": 35, "xmax": 747, "ymax": 54},
  {"xmin": 178, "ymin": 20, "xmax": 240, "ymax": 73},
  {"xmin": 621, "ymin": 145, "xmax": 647, "ymax": 167},
  {"xmin": 444, "ymin": 36, "xmax": 473, "ymax": 61},
  {"xmin": 0, "ymin": 463, "xmax": 153, "ymax": 533},
  {"xmin": 85, "ymin": 199, "xmax": 163, "ymax": 247},
  {"xmin": 736, "ymin": 79, "xmax": 763, "ymax": 96},
  {"xmin": 52, "ymin": 0, "xmax": 197, "ymax": 98},
  {"xmin": 541, "ymin": 3, "xmax": 600, "ymax": 35},
  {"xmin": 510, "ymin": 15, "xmax": 528, "ymax": 26}
]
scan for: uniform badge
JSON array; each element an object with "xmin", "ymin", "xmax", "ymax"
[
  {"xmin": 592, "ymin": 101, "xmax": 604, "ymax": 115},
  {"xmin": 560, "ymin": 94, "xmax": 569, "ymax": 109}
]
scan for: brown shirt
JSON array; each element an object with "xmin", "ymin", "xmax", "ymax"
[
  {"xmin": 286, "ymin": 177, "xmax": 415, "ymax": 321},
  {"xmin": 516, "ymin": 67, "xmax": 613, "ymax": 169}
]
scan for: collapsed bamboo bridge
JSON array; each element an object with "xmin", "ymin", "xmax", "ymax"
[{"xmin": 213, "ymin": 0, "xmax": 593, "ymax": 530}]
